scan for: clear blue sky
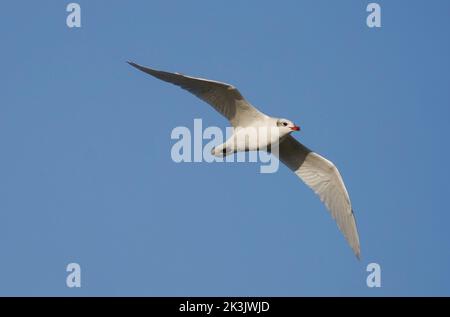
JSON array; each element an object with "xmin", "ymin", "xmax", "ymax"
[{"xmin": 1, "ymin": 0, "xmax": 449, "ymax": 296}]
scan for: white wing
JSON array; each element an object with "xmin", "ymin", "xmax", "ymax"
[
  {"xmin": 277, "ymin": 135, "xmax": 361, "ymax": 258},
  {"xmin": 128, "ymin": 62, "xmax": 266, "ymax": 127}
]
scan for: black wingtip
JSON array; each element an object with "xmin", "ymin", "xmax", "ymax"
[
  {"xmin": 127, "ymin": 61, "xmax": 139, "ymax": 68},
  {"xmin": 127, "ymin": 61, "xmax": 152, "ymax": 75}
]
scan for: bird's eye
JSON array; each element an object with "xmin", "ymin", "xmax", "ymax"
[{"xmin": 283, "ymin": 122, "xmax": 288, "ymax": 127}]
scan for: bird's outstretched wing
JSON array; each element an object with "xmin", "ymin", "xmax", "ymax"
[
  {"xmin": 276, "ymin": 135, "xmax": 361, "ymax": 258},
  {"xmin": 128, "ymin": 62, "xmax": 266, "ymax": 127}
]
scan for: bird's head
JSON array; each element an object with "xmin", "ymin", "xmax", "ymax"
[{"xmin": 276, "ymin": 118, "xmax": 301, "ymax": 135}]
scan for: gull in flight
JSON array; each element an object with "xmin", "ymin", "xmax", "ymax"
[{"xmin": 128, "ymin": 61, "xmax": 361, "ymax": 258}]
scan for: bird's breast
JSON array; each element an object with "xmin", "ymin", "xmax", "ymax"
[{"xmin": 230, "ymin": 126, "xmax": 282, "ymax": 152}]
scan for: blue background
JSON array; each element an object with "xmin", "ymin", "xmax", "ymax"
[{"xmin": 1, "ymin": 0, "xmax": 449, "ymax": 296}]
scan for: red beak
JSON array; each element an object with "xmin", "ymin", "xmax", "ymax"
[{"xmin": 291, "ymin": 126, "xmax": 300, "ymax": 131}]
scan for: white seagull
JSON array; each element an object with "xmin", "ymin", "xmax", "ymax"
[{"xmin": 128, "ymin": 62, "xmax": 361, "ymax": 258}]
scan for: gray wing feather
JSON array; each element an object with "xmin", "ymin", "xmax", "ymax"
[
  {"xmin": 277, "ymin": 135, "xmax": 361, "ymax": 258},
  {"xmin": 128, "ymin": 62, "xmax": 265, "ymax": 127}
]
